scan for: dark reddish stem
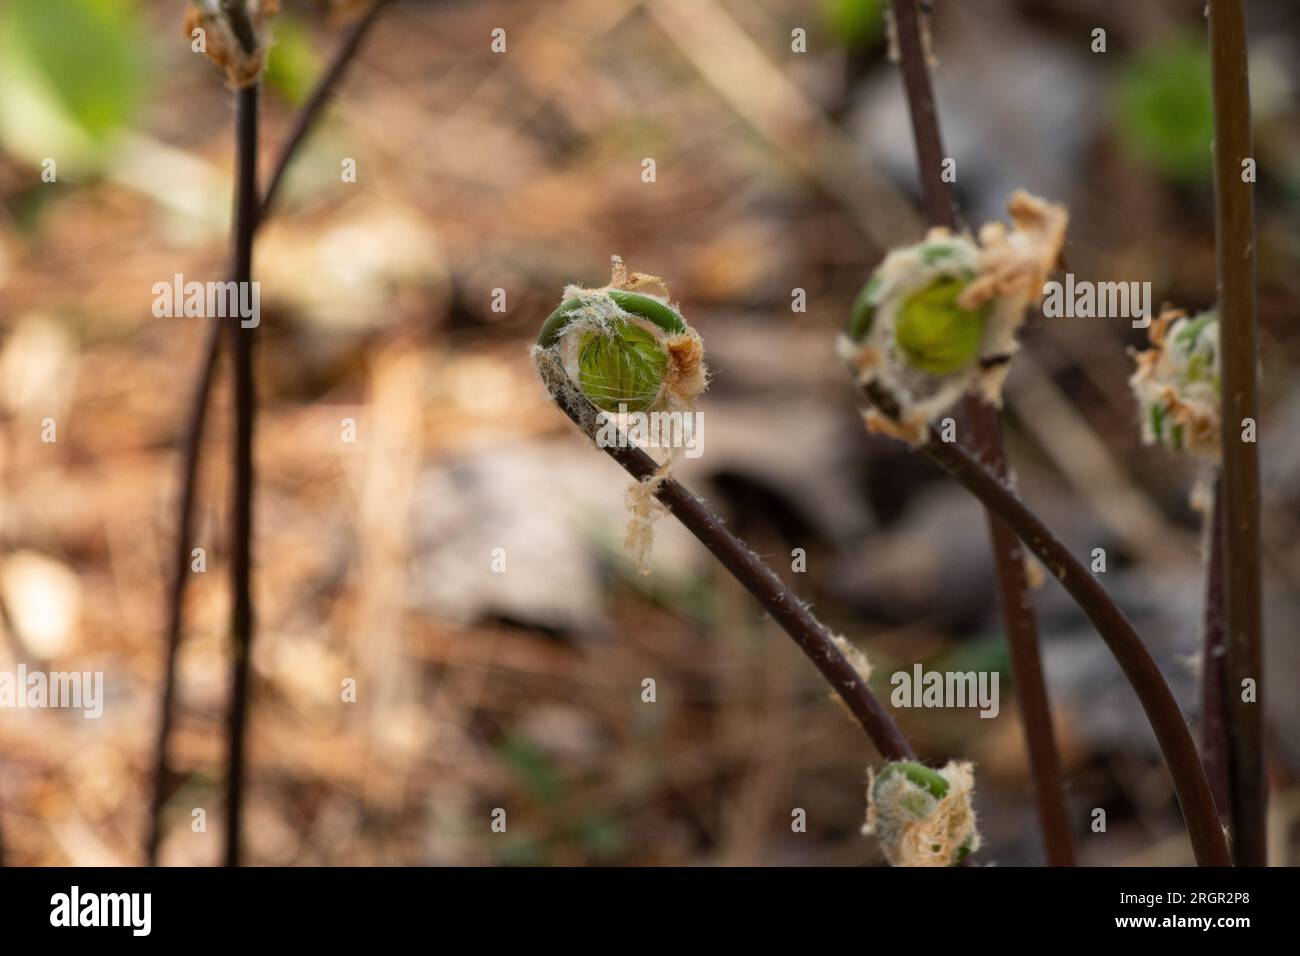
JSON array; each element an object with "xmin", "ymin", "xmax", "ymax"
[
  {"xmin": 917, "ymin": 426, "xmax": 1231, "ymax": 866},
  {"xmin": 890, "ymin": 0, "xmax": 957, "ymax": 230},
  {"xmin": 224, "ymin": 82, "xmax": 260, "ymax": 868},
  {"xmin": 148, "ymin": 2, "xmax": 393, "ymax": 864},
  {"xmin": 1208, "ymin": 0, "xmax": 1265, "ymax": 867},
  {"xmin": 547, "ymin": 385, "xmax": 914, "ymax": 763},
  {"xmin": 888, "ymin": 0, "xmax": 1074, "ymax": 865},
  {"xmin": 146, "ymin": 317, "xmax": 222, "ymax": 865}
]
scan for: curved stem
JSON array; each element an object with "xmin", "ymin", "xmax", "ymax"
[
  {"xmin": 888, "ymin": 0, "xmax": 1074, "ymax": 865},
  {"xmin": 1208, "ymin": 0, "xmax": 1265, "ymax": 867},
  {"xmin": 968, "ymin": 405, "xmax": 1074, "ymax": 865},
  {"xmin": 544, "ymin": 379, "xmax": 914, "ymax": 763},
  {"xmin": 916, "ymin": 424, "xmax": 1231, "ymax": 866},
  {"xmin": 148, "ymin": 1, "xmax": 394, "ymax": 864}
]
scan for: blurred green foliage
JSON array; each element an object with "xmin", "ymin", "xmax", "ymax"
[
  {"xmin": 495, "ymin": 735, "xmax": 627, "ymax": 864},
  {"xmin": 929, "ymin": 632, "xmax": 1013, "ymax": 686},
  {"xmin": 500, "ymin": 735, "xmax": 563, "ymax": 805},
  {"xmin": 1114, "ymin": 37, "xmax": 1214, "ymax": 185},
  {"xmin": 265, "ymin": 14, "xmax": 323, "ymax": 105},
  {"xmin": 822, "ymin": 0, "xmax": 885, "ymax": 49},
  {"xmin": 0, "ymin": 0, "xmax": 147, "ymax": 173}
]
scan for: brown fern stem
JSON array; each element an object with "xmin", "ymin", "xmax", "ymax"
[
  {"xmin": 1207, "ymin": 0, "xmax": 1265, "ymax": 867},
  {"xmin": 888, "ymin": 0, "xmax": 1074, "ymax": 865},
  {"xmin": 915, "ymin": 424, "xmax": 1231, "ymax": 866},
  {"xmin": 545, "ymin": 383, "xmax": 914, "ymax": 764},
  {"xmin": 148, "ymin": 1, "xmax": 393, "ymax": 864}
]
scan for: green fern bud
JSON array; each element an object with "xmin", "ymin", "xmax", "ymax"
[
  {"xmin": 865, "ymin": 760, "xmax": 980, "ymax": 866},
  {"xmin": 893, "ymin": 275, "xmax": 989, "ymax": 376},
  {"xmin": 1130, "ymin": 308, "xmax": 1220, "ymax": 459},
  {"xmin": 839, "ymin": 193, "xmax": 1070, "ymax": 444},
  {"xmin": 847, "ymin": 271, "xmax": 884, "ymax": 343},
  {"xmin": 877, "ymin": 760, "xmax": 950, "ymax": 799},
  {"xmin": 536, "ymin": 283, "xmax": 705, "ymax": 416},
  {"xmin": 574, "ymin": 319, "xmax": 668, "ymax": 413},
  {"xmin": 538, "ymin": 289, "xmax": 687, "ymax": 348}
]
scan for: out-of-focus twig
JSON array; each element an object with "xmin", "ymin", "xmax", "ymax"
[
  {"xmin": 146, "ymin": 316, "xmax": 222, "ymax": 866},
  {"xmin": 260, "ymin": 0, "xmax": 393, "ymax": 216},
  {"xmin": 148, "ymin": 1, "xmax": 395, "ymax": 865}
]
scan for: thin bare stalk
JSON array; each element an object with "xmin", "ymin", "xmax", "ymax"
[
  {"xmin": 146, "ymin": 317, "xmax": 222, "ymax": 865},
  {"xmin": 547, "ymin": 387, "xmax": 914, "ymax": 763},
  {"xmin": 224, "ymin": 82, "xmax": 260, "ymax": 868},
  {"xmin": 148, "ymin": 2, "xmax": 393, "ymax": 864},
  {"xmin": 888, "ymin": 0, "xmax": 1074, "ymax": 865},
  {"xmin": 1208, "ymin": 0, "xmax": 1265, "ymax": 867},
  {"xmin": 889, "ymin": 0, "xmax": 956, "ymax": 230},
  {"xmin": 917, "ymin": 423, "xmax": 1231, "ymax": 866},
  {"xmin": 1201, "ymin": 474, "xmax": 1232, "ymax": 825}
]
